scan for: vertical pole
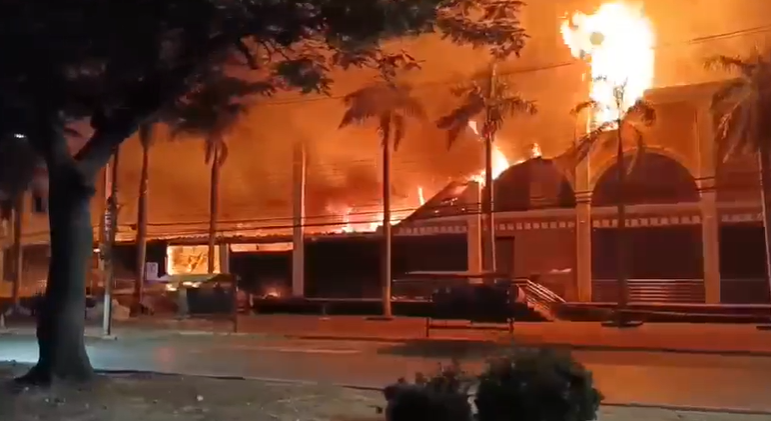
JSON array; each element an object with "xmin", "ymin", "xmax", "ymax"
[
  {"xmin": 207, "ymin": 145, "xmax": 220, "ymax": 274},
  {"xmin": 614, "ymin": 125, "xmax": 629, "ymax": 322},
  {"xmin": 758, "ymin": 147, "xmax": 771, "ymax": 312},
  {"xmin": 134, "ymin": 129, "xmax": 150, "ymax": 313},
  {"xmin": 467, "ymin": 181, "xmax": 483, "ymax": 282},
  {"xmin": 11, "ymin": 194, "xmax": 22, "ymax": 308},
  {"xmin": 291, "ymin": 140, "xmax": 306, "ymax": 297},
  {"xmin": 382, "ymin": 136, "xmax": 393, "ymax": 318},
  {"xmin": 102, "ymin": 149, "xmax": 119, "ymax": 337},
  {"xmin": 482, "ymin": 62, "xmax": 497, "ymax": 274}
]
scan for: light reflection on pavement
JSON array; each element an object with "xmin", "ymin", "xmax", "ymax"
[{"xmin": 2, "ymin": 335, "xmax": 771, "ymax": 412}]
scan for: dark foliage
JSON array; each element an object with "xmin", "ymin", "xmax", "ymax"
[
  {"xmin": 475, "ymin": 348, "xmax": 602, "ymax": 421},
  {"xmin": 0, "ymin": 0, "xmax": 530, "ymax": 385},
  {"xmin": 384, "ymin": 349, "xmax": 601, "ymax": 421},
  {"xmin": 384, "ymin": 360, "xmax": 474, "ymax": 421}
]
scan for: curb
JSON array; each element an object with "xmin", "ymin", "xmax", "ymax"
[
  {"xmin": 6, "ymin": 328, "xmax": 771, "ymax": 358},
  {"xmin": 92, "ymin": 368, "xmax": 771, "ymax": 416},
  {"xmin": 286, "ymin": 334, "xmax": 771, "ymax": 357}
]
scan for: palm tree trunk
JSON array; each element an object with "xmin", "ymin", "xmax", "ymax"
[
  {"xmin": 758, "ymin": 145, "xmax": 771, "ymax": 311},
  {"xmin": 482, "ymin": 62, "xmax": 498, "ymax": 274},
  {"xmin": 381, "ymin": 136, "xmax": 393, "ymax": 318},
  {"xmin": 102, "ymin": 148, "xmax": 120, "ymax": 337},
  {"xmin": 207, "ymin": 144, "xmax": 220, "ymax": 274},
  {"xmin": 133, "ymin": 126, "xmax": 151, "ymax": 313},
  {"xmin": 615, "ymin": 129, "xmax": 629, "ymax": 321},
  {"xmin": 11, "ymin": 193, "xmax": 23, "ymax": 308}
]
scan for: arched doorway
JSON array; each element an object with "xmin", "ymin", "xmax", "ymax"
[
  {"xmin": 494, "ymin": 157, "xmax": 576, "ymax": 212},
  {"xmin": 493, "ymin": 158, "xmax": 576, "ymax": 290},
  {"xmin": 591, "ymin": 152, "xmax": 701, "ymax": 286}
]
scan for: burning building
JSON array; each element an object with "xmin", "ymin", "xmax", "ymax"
[{"xmin": 2, "ymin": 1, "xmax": 769, "ymax": 305}]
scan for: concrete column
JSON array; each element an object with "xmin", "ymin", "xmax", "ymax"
[
  {"xmin": 466, "ymin": 181, "xmax": 482, "ymax": 280},
  {"xmin": 219, "ymin": 244, "xmax": 230, "ymax": 274},
  {"xmin": 291, "ymin": 140, "xmax": 306, "ymax": 297},
  {"xmin": 700, "ymin": 190, "xmax": 720, "ymax": 303},
  {"xmin": 696, "ymin": 103, "xmax": 720, "ymax": 303},
  {"xmin": 575, "ymin": 150, "xmax": 593, "ymax": 302}
]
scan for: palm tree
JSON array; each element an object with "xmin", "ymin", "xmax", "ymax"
[
  {"xmin": 170, "ymin": 76, "xmax": 261, "ymax": 274},
  {"xmin": 339, "ymin": 81, "xmax": 426, "ymax": 318},
  {"xmin": 706, "ymin": 49, "xmax": 771, "ymax": 322},
  {"xmin": 571, "ymin": 81, "xmax": 656, "ymax": 327},
  {"xmin": 436, "ymin": 62, "xmax": 536, "ymax": 274}
]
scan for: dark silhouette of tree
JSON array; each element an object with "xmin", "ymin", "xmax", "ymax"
[
  {"xmin": 570, "ymin": 81, "xmax": 656, "ymax": 326},
  {"xmin": 132, "ymin": 123, "xmax": 153, "ymax": 313},
  {"xmin": 706, "ymin": 49, "xmax": 771, "ymax": 289},
  {"xmin": 0, "ymin": 0, "xmax": 528, "ymax": 385},
  {"xmin": 338, "ymin": 81, "xmax": 426, "ymax": 318},
  {"xmin": 169, "ymin": 75, "xmax": 267, "ymax": 274},
  {"xmin": 436, "ymin": 63, "xmax": 536, "ymax": 272}
]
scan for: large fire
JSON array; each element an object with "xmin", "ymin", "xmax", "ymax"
[
  {"xmin": 467, "ymin": 121, "xmax": 540, "ymax": 184},
  {"xmin": 561, "ymin": 2, "xmax": 654, "ymax": 129}
]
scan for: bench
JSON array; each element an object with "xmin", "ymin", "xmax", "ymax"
[{"xmin": 395, "ymin": 271, "xmax": 520, "ymax": 337}]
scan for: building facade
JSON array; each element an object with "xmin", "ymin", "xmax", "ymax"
[{"xmin": 397, "ymin": 81, "xmax": 768, "ymax": 304}]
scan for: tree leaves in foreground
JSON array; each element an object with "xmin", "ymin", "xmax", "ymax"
[
  {"xmin": 0, "ymin": 0, "xmax": 531, "ymax": 385},
  {"xmin": 705, "ymin": 48, "xmax": 771, "ymax": 160},
  {"xmin": 0, "ymin": 0, "xmax": 530, "ymax": 179}
]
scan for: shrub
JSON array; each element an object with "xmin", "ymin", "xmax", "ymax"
[
  {"xmin": 475, "ymin": 348, "xmax": 602, "ymax": 421},
  {"xmin": 383, "ymin": 349, "xmax": 602, "ymax": 421},
  {"xmin": 383, "ymin": 360, "xmax": 474, "ymax": 421}
]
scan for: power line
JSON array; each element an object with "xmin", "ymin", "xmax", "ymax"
[{"xmin": 255, "ymin": 23, "xmax": 771, "ymax": 108}]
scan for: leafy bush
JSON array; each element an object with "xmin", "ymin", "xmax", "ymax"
[
  {"xmin": 476, "ymin": 348, "xmax": 602, "ymax": 421},
  {"xmin": 383, "ymin": 349, "xmax": 601, "ymax": 421},
  {"xmin": 383, "ymin": 360, "xmax": 474, "ymax": 421}
]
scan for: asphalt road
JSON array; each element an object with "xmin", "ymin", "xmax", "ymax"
[{"xmin": 2, "ymin": 334, "xmax": 771, "ymax": 413}]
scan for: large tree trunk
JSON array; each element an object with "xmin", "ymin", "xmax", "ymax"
[
  {"xmin": 17, "ymin": 165, "xmax": 95, "ymax": 385},
  {"xmin": 207, "ymin": 144, "xmax": 220, "ymax": 274},
  {"xmin": 134, "ymin": 127, "xmax": 151, "ymax": 312},
  {"xmin": 381, "ymin": 136, "xmax": 393, "ymax": 318}
]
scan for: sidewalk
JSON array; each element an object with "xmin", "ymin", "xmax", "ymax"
[
  {"xmin": 126, "ymin": 316, "xmax": 771, "ymax": 355},
  {"xmin": 5, "ymin": 315, "xmax": 771, "ymax": 355}
]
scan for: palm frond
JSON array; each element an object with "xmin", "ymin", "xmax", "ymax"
[
  {"xmin": 339, "ymin": 82, "xmax": 425, "ymax": 132},
  {"xmin": 710, "ymin": 79, "xmax": 748, "ymax": 112},
  {"xmin": 624, "ymin": 124, "xmax": 646, "ymax": 175},
  {"xmin": 339, "ymin": 86, "xmax": 387, "ymax": 127},
  {"xmin": 392, "ymin": 114, "xmax": 406, "ymax": 151},
  {"xmin": 626, "ymin": 99, "xmax": 656, "ymax": 127},
  {"xmin": 571, "ymin": 100, "xmax": 600, "ymax": 116},
  {"xmin": 498, "ymin": 95, "xmax": 537, "ymax": 117},
  {"xmin": 378, "ymin": 113, "xmax": 392, "ymax": 148},
  {"xmin": 574, "ymin": 121, "xmax": 615, "ymax": 163},
  {"xmin": 436, "ymin": 91, "xmax": 485, "ymax": 148},
  {"xmin": 704, "ymin": 55, "xmax": 755, "ymax": 78}
]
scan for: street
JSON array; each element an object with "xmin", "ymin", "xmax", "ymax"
[{"xmin": 2, "ymin": 333, "xmax": 771, "ymax": 413}]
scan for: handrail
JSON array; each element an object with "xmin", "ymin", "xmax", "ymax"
[{"xmin": 513, "ymin": 278, "xmax": 565, "ymax": 321}]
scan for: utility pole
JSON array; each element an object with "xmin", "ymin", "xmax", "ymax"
[
  {"xmin": 482, "ymin": 62, "xmax": 497, "ymax": 275},
  {"xmin": 101, "ymin": 148, "xmax": 120, "ymax": 337},
  {"xmin": 291, "ymin": 140, "xmax": 306, "ymax": 297},
  {"xmin": 11, "ymin": 193, "xmax": 22, "ymax": 309}
]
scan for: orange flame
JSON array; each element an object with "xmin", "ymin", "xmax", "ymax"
[{"xmin": 561, "ymin": 2, "xmax": 654, "ymax": 130}]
